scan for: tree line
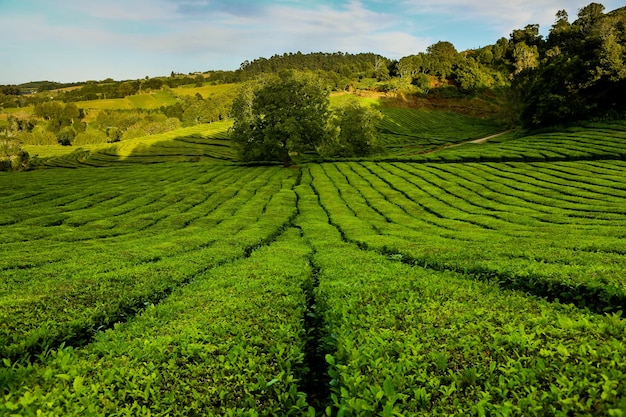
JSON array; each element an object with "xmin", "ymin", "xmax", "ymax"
[
  {"xmin": 1, "ymin": 2, "xmax": 624, "ymax": 170},
  {"xmin": 513, "ymin": 3, "xmax": 626, "ymax": 126},
  {"xmin": 2, "ymin": 2, "xmax": 623, "ymax": 128}
]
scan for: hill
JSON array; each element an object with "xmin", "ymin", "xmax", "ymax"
[{"xmin": 2, "ymin": 121, "xmax": 626, "ymax": 413}]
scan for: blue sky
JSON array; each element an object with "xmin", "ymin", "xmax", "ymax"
[{"xmin": 0, "ymin": 0, "xmax": 623, "ymax": 84}]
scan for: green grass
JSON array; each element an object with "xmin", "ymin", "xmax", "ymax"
[
  {"xmin": 171, "ymin": 83, "xmax": 239, "ymax": 98},
  {"xmin": 74, "ymin": 90, "xmax": 179, "ymax": 111}
]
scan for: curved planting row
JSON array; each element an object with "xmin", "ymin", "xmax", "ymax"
[
  {"xmin": 295, "ymin": 172, "xmax": 626, "ymax": 415},
  {"xmin": 0, "ymin": 164, "xmax": 298, "ymax": 363},
  {"xmin": 2, "ymin": 229, "xmax": 314, "ymax": 416},
  {"xmin": 376, "ymin": 107, "xmax": 503, "ymax": 154},
  {"xmin": 30, "ymin": 123, "xmax": 235, "ymax": 168},
  {"xmin": 411, "ymin": 121, "xmax": 626, "ymax": 163},
  {"xmin": 309, "ymin": 160, "xmax": 626, "ymax": 312},
  {"xmin": 2, "ymin": 156, "xmax": 625, "ymax": 415}
]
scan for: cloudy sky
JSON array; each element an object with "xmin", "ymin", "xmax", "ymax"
[{"xmin": 0, "ymin": 0, "xmax": 623, "ymax": 84}]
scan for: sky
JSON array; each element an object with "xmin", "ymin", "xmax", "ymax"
[{"xmin": 0, "ymin": 0, "xmax": 623, "ymax": 85}]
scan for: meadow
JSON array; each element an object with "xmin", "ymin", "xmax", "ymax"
[{"xmin": 1, "ymin": 104, "xmax": 626, "ymax": 415}]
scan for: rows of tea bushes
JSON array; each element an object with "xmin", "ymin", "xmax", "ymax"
[
  {"xmin": 376, "ymin": 107, "xmax": 502, "ymax": 154},
  {"xmin": 296, "ymin": 170, "xmax": 626, "ymax": 415},
  {"xmin": 25, "ymin": 123, "xmax": 234, "ymax": 168},
  {"xmin": 309, "ymin": 160, "xmax": 626, "ymax": 312},
  {"xmin": 2, "ymin": 229, "xmax": 314, "ymax": 416},
  {"xmin": 0, "ymin": 164, "xmax": 298, "ymax": 363},
  {"xmin": 400, "ymin": 120, "xmax": 626, "ymax": 163},
  {"xmin": 2, "ymin": 143, "xmax": 625, "ymax": 415}
]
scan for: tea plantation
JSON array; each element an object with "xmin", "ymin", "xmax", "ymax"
[{"xmin": 1, "ymin": 118, "xmax": 626, "ymax": 415}]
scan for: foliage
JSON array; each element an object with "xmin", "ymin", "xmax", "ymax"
[
  {"xmin": 0, "ymin": 137, "xmax": 30, "ymax": 171},
  {"xmin": 454, "ymin": 57, "xmax": 502, "ymax": 92},
  {"xmin": 27, "ymin": 123, "xmax": 234, "ymax": 167},
  {"xmin": 13, "ymin": 125, "xmax": 58, "ymax": 146},
  {"xmin": 324, "ymin": 98, "xmax": 382, "ymax": 157},
  {"xmin": 295, "ymin": 166, "xmax": 626, "ymax": 416},
  {"xmin": 238, "ymin": 51, "xmax": 382, "ymax": 81},
  {"xmin": 514, "ymin": 3, "xmax": 626, "ymax": 126},
  {"xmin": 230, "ymin": 71, "xmax": 332, "ymax": 166}
]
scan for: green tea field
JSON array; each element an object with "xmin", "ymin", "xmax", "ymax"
[
  {"xmin": 2, "ymin": 115, "xmax": 626, "ymax": 416},
  {"xmin": 23, "ymin": 123, "xmax": 234, "ymax": 168}
]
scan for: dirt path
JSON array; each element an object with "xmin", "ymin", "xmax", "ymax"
[
  {"xmin": 420, "ymin": 130, "xmax": 513, "ymax": 155},
  {"xmin": 466, "ymin": 130, "xmax": 512, "ymax": 144}
]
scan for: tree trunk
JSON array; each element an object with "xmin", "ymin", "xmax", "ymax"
[{"xmin": 283, "ymin": 153, "xmax": 291, "ymax": 168}]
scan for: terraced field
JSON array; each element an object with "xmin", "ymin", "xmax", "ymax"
[
  {"xmin": 400, "ymin": 120, "xmax": 626, "ymax": 163},
  {"xmin": 2, "ymin": 123, "xmax": 626, "ymax": 415},
  {"xmin": 24, "ymin": 122, "xmax": 234, "ymax": 167},
  {"xmin": 376, "ymin": 107, "xmax": 503, "ymax": 154}
]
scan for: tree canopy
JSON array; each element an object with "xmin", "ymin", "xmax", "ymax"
[
  {"xmin": 230, "ymin": 71, "xmax": 331, "ymax": 166},
  {"xmin": 514, "ymin": 3, "xmax": 626, "ymax": 127},
  {"xmin": 229, "ymin": 71, "xmax": 382, "ymax": 165}
]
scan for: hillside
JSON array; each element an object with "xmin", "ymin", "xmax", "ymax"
[
  {"xmin": 3, "ymin": 98, "xmax": 626, "ymax": 414},
  {"xmin": 1, "ymin": 2, "xmax": 626, "ymax": 415}
]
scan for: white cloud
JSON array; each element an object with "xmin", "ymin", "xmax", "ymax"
[
  {"xmin": 226, "ymin": 1, "xmax": 430, "ymax": 58},
  {"xmin": 55, "ymin": 0, "xmax": 180, "ymax": 21},
  {"xmin": 398, "ymin": 0, "xmax": 623, "ymax": 35},
  {"xmin": 4, "ymin": 0, "xmax": 621, "ymax": 84}
]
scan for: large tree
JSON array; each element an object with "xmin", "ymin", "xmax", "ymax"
[
  {"xmin": 326, "ymin": 98, "xmax": 382, "ymax": 157},
  {"xmin": 229, "ymin": 71, "xmax": 331, "ymax": 166},
  {"xmin": 514, "ymin": 2, "xmax": 626, "ymax": 127}
]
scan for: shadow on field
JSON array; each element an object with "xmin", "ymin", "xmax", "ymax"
[{"xmin": 39, "ymin": 133, "xmax": 237, "ymax": 168}]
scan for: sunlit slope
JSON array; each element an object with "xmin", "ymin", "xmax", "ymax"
[
  {"xmin": 376, "ymin": 106, "xmax": 503, "ymax": 154},
  {"xmin": 409, "ymin": 120, "xmax": 626, "ymax": 162},
  {"xmin": 24, "ymin": 122, "xmax": 234, "ymax": 167}
]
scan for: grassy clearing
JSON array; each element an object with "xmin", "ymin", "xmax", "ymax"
[{"xmin": 171, "ymin": 83, "xmax": 239, "ymax": 98}]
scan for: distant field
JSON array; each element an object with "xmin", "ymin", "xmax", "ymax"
[
  {"xmin": 417, "ymin": 120, "xmax": 626, "ymax": 163},
  {"xmin": 74, "ymin": 90, "xmax": 178, "ymax": 111},
  {"xmin": 127, "ymin": 90, "xmax": 178, "ymax": 108},
  {"xmin": 0, "ymin": 86, "xmax": 239, "ymax": 124},
  {"xmin": 171, "ymin": 82, "xmax": 239, "ymax": 98},
  {"xmin": 23, "ymin": 122, "xmax": 234, "ymax": 167}
]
